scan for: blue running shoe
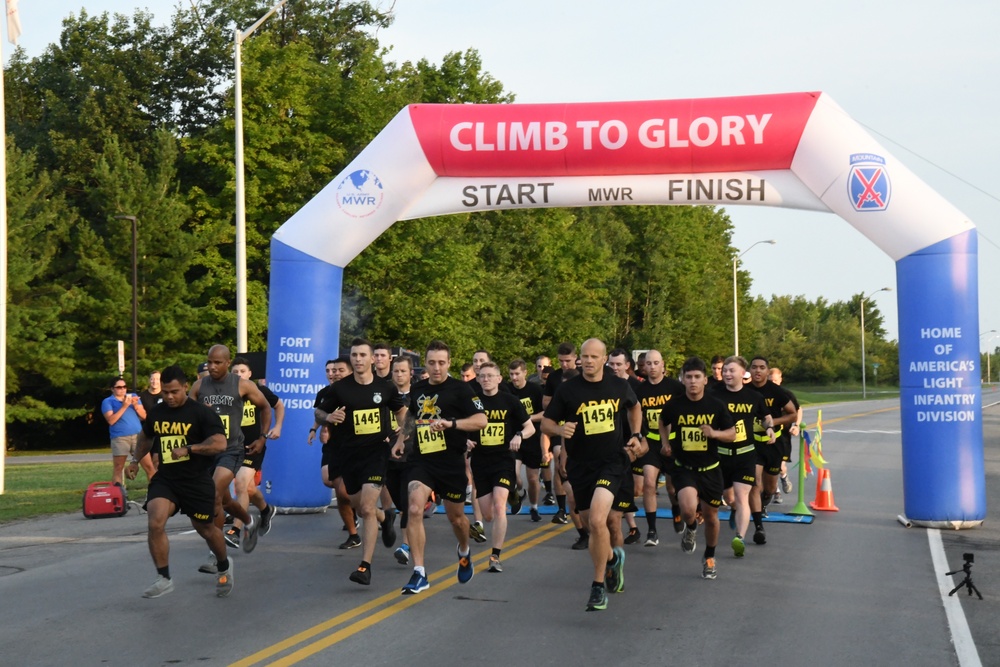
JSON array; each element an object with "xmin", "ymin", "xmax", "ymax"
[
  {"xmin": 457, "ymin": 547, "xmax": 474, "ymax": 584},
  {"xmin": 401, "ymin": 571, "xmax": 429, "ymax": 595}
]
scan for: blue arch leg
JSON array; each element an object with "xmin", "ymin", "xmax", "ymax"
[
  {"xmin": 897, "ymin": 230, "xmax": 986, "ymax": 527},
  {"xmin": 260, "ymin": 240, "xmax": 342, "ymax": 510}
]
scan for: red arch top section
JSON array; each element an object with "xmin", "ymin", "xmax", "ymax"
[{"xmin": 408, "ymin": 92, "xmax": 820, "ymax": 178}]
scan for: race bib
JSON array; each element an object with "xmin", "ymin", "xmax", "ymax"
[
  {"xmin": 416, "ymin": 421, "xmax": 446, "ymax": 454},
  {"xmin": 580, "ymin": 404, "xmax": 615, "ymax": 435},
  {"xmin": 220, "ymin": 414, "xmax": 230, "ymax": 439},
  {"xmin": 390, "ymin": 412, "xmax": 399, "ymax": 431},
  {"xmin": 519, "ymin": 397, "xmax": 535, "ymax": 414},
  {"xmin": 481, "ymin": 423, "xmax": 505, "ymax": 446},
  {"xmin": 680, "ymin": 426, "xmax": 708, "ymax": 452},
  {"xmin": 734, "ymin": 420, "xmax": 747, "ymax": 443},
  {"xmin": 160, "ymin": 435, "xmax": 189, "ymax": 464},
  {"xmin": 241, "ymin": 401, "xmax": 255, "ymax": 427},
  {"xmin": 353, "ymin": 408, "xmax": 381, "ymax": 435},
  {"xmin": 646, "ymin": 408, "xmax": 662, "ymax": 430}
]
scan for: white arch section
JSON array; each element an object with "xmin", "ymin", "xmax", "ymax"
[{"xmin": 264, "ymin": 92, "xmax": 984, "ymax": 528}]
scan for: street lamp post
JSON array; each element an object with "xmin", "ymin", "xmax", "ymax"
[
  {"xmin": 860, "ymin": 286, "xmax": 892, "ymax": 399},
  {"xmin": 114, "ymin": 215, "xmax": 139, "ymax": 391},
  {"xmin": 980, "ymin": 330, "xmax": 997, "ymax": 385},
  {"xmin": 733, "ymin": 240, "xmax": 776, "ymax": 356},
  {"xmin": 235, "ymin": 0, "xmax": 287, "ymax": 354}
]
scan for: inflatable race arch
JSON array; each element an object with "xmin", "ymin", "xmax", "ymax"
[{"xmin": 262, "ymin": 92, "xmax": 985, "ymax": 529}]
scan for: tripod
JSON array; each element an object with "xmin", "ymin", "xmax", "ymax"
[{"xmin": 946, "ymin": 562, "xmax": 983, "ymax": 600}]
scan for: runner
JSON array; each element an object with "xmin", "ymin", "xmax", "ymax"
[
  {"xmin": 391, "ymin": 340, "xmax": 487, "ymax": 594},
  {"xmin": 128, "ymin": 365, "xmax": 233, "ymax": 598},
  {"xmin": 659, "ymin": 357, "xmax": 736, "ymax": 580},
  {"xmin": 709, "ymin": 356, "xmax": 773, "ymax": 558},
  {"xmin": 608, "ymin": 348, "xmax": 642, "ymax": 545},
  {"xmin": 386, "ymin": 355, "xmax": 416, "ymax": 565},
  {"xmin": 747, "ymin": 356, "xmax": 798, "ymax": 546},
  {"xmin": 226, "ymin": 357, "xmax": 283, "ymax": 546},
  {"xmin": 543, "ymin": 343, "xmax": 578, "ymax": 527},
  {"xmin": 313, "ymin": 357, "xmax": 361, "ymax": 549},
  {"xmin": 542, "ymin": 338, "xmax": 645, "ymax": 611},
  {"xmin": 508, "ymin": 358, "xmax": 548, "ymax": 522},
  {"xmin": 632, "ymin": 349, "xmax": 685, "ymax": 545},
  {"xmin": 468, "ymin": 361, "xmax": 534, "ymax": 572},
  {"xmin": 768, "ymin": 366, "xmax": 802, "ymax": 503},
  {"xmin": 189, "ymin": 345, "xmax": 272, "ymax": 573},
  {"xmin": 324, "ymin": 338, "xmax": 408, "ymax": 585}
]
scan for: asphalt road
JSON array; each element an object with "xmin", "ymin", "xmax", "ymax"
[{"xmin": 1, "ymin": 396, "xmax": 996, "ymax": 667}]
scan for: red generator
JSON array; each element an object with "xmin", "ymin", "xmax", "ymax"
[{"xmin": 82, "ymin": 482, "xmax": 129, "ymax": 518}]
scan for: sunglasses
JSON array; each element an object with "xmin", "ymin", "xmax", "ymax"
[{"xmin": 113, "ymin": 385, "xmax": 127, "ymax": 389}]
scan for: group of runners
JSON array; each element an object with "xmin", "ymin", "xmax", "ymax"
[{"xmin": 130, "ymin": 338, "xmax": 802, "ymax": 612}]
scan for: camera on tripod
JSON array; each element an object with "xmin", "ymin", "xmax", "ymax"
[{"xmin": 946, "ymin": 552, "xmax": 982, "ymax": 600}]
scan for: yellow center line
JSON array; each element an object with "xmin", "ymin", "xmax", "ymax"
[
  {"xmin": 807, "ymin": 404, "xmax": 899, "ymax": 427},
  {"xmin": 231, "ymin": 521, "xmax": 572, "ymax": 667}
]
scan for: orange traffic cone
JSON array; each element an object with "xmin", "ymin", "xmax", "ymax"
[{"xmin": 809, "ymin": 468, "xmax": 840, "ymax": 511}]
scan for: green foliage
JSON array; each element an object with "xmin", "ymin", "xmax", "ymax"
[{"xmin": 1, "ymin": 1, "xmax": 897, "ymax": 451}]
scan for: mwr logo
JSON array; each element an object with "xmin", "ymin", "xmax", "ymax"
[
  {"xmin": 336, "ymin": 169, "xmax": 384, "ymax": 218},
  {"xmin": 848, "ymin": 153, "xmax": 890, "ymax": 212}
]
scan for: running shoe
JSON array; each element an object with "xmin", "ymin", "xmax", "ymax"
[
  {"xmin": 571, "ymin": 534, "xmax": 589, "ymax": 550},
  {"xmin": 381, "ymin": 510, "xmax": 397, "ymax": 548},
  {"xmin": 216, "ymin": 560, "xmax": 234, "ymax": 597},
  {"xmin": 732, "ymin": 535, "xmax": 745, "ymax": 558},
  {"xmin": 605, "ymin": 555, "xmax": 618, "ymax": 593},
  {"xmin": 241, "ymin": 514, "xmax": 258, "ymax": 553},
  {"xmin": 780, "ymin": 474, "xmax": 793, "ymax": 494},
  {"xmin": 470, "ymin": 521, "xmax": 487, "ymax": 544},
  {"xmin": 772, "ymin": 493, "xmax": 783, "ymax": 505},
  {"xmin": 543, "ymin": 493, "xmax": 556, "ymax": 506},
  {"xmin": 394, "ymin": 543, "xmax": 411, "ymax": 565},
  {"xmin": 644, "ymin": 531, "xmax": 659, "ymax": 547},
  {"xmin": 586, "ymin": 583, "xmax": 608, "ymax": 611},
  {"xmin": 423, "ymin": 500, "xmax": 435, "ymax": 519},
  {"xmin": 349, "ymin": 564, "xmax": 371, "ymax": 586},
  {"xmin": 623, "ymin": 527, "xmax": 641, "ymax": 545},
  {"xmin": 702, "ymin": 556, "xmax": 717, "ymax": 580},
  {"xmin": 672, "ymin": 513, "xmax": 684, "ymax": 533},
  {"xmin": 681, "ymin": 526, "xmax": 697, "ymax": 554},
  {"xmin": 401, "ymin": 571, "xmax": 429, "ymax": 595},
  {"xmin": 224, "ymin": 513, "xmax": 234, "ymax": 526},
  {"xmin": 339, "ymin": 534, "xmax": 362, "ymax": 550},
  {"xmin": 611, "ymin": 546, "xmax": 625, "ymax": 593},
  {"xmin": 488, "ymin": 554, "xmax": 503, "ymax": 573},
  {"xmin": 530, "ymin": 508, "xmax": 541, "ymax": 522},
  {"xmin": 224, "ymin": 527, "xmax": 240, "ymax": 549},
  {"xmin": 753, "ymin": 527, "xmax": 767, "ymax": 545},
  {"xmin": 198, "ymin": 552, "xmax": 218, "ymax": 574},
  {"xmin": 259, "ymin": 504, "xmax": 277, "ymax": 536},
  {"xmin": 551, "ymin": 509, "xmax": 569, "ymax": 525},
  {"xmin": 142, "ymin": 575, "xmax": 174, "ymax": 599},
  {"xmin": 509, "ymin": 488, "xmax": 524, "ymax": 516},
  {"xmin": 457, "ymin": 547, "xmax": 475, "ymax": 584}
]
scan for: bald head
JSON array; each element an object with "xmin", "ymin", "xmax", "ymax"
[
  {"xmin": 644, "ymin": 349, "xmax": 664, "ymax": 382},
  {"xmin": 206, "ymin": 344, "xmax": 232, "ymax": 381},
  {"xmin": 580, "ymin": 338, "xmax": 608, "ymax": 381}
]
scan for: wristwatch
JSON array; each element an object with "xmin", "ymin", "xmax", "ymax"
[{"xmin": 631, "ymin": 433, "xmax": 643, "ymax": 441}]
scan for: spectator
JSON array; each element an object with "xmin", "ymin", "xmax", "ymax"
[
  {"xmin": 139, "ymin": 371, "xmax": 164, "ymax": 415},
  {"xmin": 102, "ymin": 377, "xmax": 154, "ymax": 485}
]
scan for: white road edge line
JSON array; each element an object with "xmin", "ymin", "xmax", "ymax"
[{"xmin": 926, "ymin": 529, "xmax": 982, "ymax": 667}]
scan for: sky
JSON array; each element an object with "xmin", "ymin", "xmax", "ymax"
[{"xmin": 13, "ymin": 1, "xmax": 1000, "ymax": 352}]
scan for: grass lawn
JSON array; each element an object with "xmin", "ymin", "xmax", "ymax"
[{"xmin": 0, "ymin": 462, "xmax": 149, "ymax": 524}]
